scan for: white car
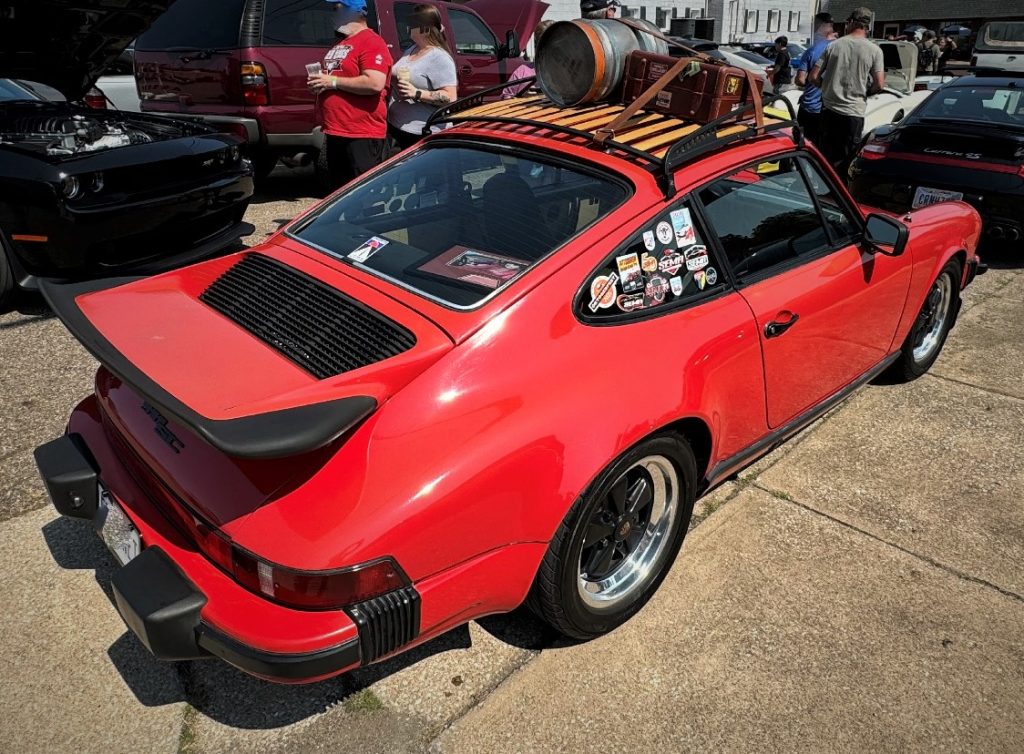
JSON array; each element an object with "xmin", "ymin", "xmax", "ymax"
[
  {"xmin": 95, "ymin": 46, "xmax": 140, "ymax": 112},
  {"xmin": 972, "ymin": 21, "xmax": 1024, "ymax": 72},
  {"xmin": 783, "ymin": 41, "xmax": 934, "ymax": 134}
]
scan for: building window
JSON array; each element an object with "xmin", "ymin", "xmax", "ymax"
[
  {"xmin": 744, "ymin": 9, "xmax": 758, "ymax": 33},
  {"xmin": 788, "ymin": 11, "xmax": 800, "ymax": 32},
  {"xmin": 620, "ymin": 5, "xmax": 634, "ymax": 18},
  {"xmin": 656, "ymin": 7, "xmax": 668, "ymax": 28},
  {"xmin": 767, "ymin": 9, "xmax": 781, "ymax": 33},
  {"xmin": 640, "ymin": 6, "xmax": 647, "ymax": 20}
]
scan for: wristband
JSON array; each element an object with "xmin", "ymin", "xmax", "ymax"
[
  {"xmin": 414, "ymin": 89, "xmax": 422, "ymax": 102},
  {"xmin": 332, "ymin": 77, "xmax": 338, "ymax": 90}
]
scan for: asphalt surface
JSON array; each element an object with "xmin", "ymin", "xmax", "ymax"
[{"xmin": 1, "ymin": 166, "xmax": 1021, "ymax": 753}]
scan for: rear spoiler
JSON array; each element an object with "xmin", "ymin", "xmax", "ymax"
[{"xmin": 39, "ymin": 277, "xmax": 377, "ymax": 460}]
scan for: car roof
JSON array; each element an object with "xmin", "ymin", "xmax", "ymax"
[
  {"xmin": 433, "ymin": 94, "xmax": 799, "ymax": 192},
  {"xmin": 947, "ymin": 73, "xmax": 1024, "ymax": 87}
]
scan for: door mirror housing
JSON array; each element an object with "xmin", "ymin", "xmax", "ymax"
[
  {"xmin": 499, "ymin": 30, "xmax": 521, "ymax": 60},
  {"xmin": 865, "ymin": 213, "xmax": 909, "ymax": 256},
  {"xmin": 891, "ymin": 108, "xmax": 905, "ymax": 124}
]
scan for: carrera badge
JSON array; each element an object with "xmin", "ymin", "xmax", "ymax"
[{"xmin": 141, "ymin": 402, "xmax": 185, "ymax": 454}]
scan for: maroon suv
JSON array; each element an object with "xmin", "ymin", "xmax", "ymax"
[{"xmin": 135, "ymin": 0, "xmax": 546, "ymax": 178}]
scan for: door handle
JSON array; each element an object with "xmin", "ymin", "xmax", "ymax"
[
  {"xmin": 460, "ymin": 65, "xmax": 473, "ymax": 76},
  {"xmin": 765, "ymin": 312, "xmax": 799, "ymax": 338}
]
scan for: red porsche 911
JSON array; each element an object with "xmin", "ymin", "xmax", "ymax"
[{"xmin": 36, "ymin": 93, "xmax": 983, "ymax": 682}]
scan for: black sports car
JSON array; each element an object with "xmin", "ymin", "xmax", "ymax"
[
  {"xmin": 849, "ymin": 72, "xmax": 1024, "ymax": 249},
  {"xmin": 0, "ymin": 1, "xmax": 254, "ymax": 309}
]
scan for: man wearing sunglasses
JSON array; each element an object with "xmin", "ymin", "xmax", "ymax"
[{"xmin": 308, "ymin": 0, "xmax": 393, "ymax": 189}]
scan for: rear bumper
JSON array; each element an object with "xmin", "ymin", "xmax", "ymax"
[{"xmin": 33, "ymin": 426, "xmax": 415, "ymax": 683}]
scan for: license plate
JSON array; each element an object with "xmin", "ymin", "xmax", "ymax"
[
  {"xmin": 96, "ymin": 485, "xmax": 141, "ymax": 566},
  {"xmin": 912, "ymin": 186, "xmax": 963, "ymax": 209}
]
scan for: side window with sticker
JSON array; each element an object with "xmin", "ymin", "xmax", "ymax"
[{"xmin": 584, "ymin": 203, "xmax": 724, "ymax": 318}]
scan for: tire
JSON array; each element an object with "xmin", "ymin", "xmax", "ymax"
[
  {"xmin": 527, "ymin": 434, "xmax": 698, "ymax": 640},
  {"xmin": 252, "ymin": 153, "xmax": 278, "ymax": 183},
  {"xmin": 886, "ymin": 259, "xmax": 961, "ymax": 383},
  {"xmin": 0, "ymin": 234, "xmax": 14, "ymax": 314}
]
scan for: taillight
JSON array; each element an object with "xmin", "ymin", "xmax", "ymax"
[
  {"xmin": 914, "ymin": 82, "xmax": 928, "ymax": 92},
  {"xmin": 84, "ymin": 87, "xmax": 107, "ymax": 109},
  {"xmin": 190, "ymin": 513, "xmax": 406, "ymax": 609},
  {"xmin": 859, "ymin": 139, "xmax": 890, "ymax": 160},
  {"xmin": 241, "ymin": 61, "xmax": 269, "ymax": 106}
]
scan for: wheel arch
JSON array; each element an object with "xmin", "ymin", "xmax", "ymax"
[{"xmin": 654, "ymin": 415, "xmax": 714, "ymax": 484}]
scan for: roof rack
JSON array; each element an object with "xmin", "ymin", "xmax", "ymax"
[{"xmin": 424, "ymin": 79, "xmax": 803, "ymax": 199}]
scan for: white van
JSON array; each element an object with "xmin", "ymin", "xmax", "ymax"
[{"xmin": 973, "ymin": 21, "xmax": 1024, "ymax": 72}]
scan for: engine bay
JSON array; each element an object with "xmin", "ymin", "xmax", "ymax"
[{"xmin": 0, "ymin": 107, "xmax": 200, "ymax": 157}]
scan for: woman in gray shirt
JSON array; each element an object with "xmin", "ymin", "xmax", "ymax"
[{"xmin": 389, "ymin": 5, "xmax": 459, "ymax": 151}]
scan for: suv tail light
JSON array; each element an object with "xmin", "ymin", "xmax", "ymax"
[
  {"xmin": 84, "ymin": 87, "xmax": 107, "ymax": 109},
  {"xmin": 241, "ymin": 61, "xmax": 269, "ymax": 106},
  {"xmin": 859, "ymin": 139, "xmax": 890, "ymax": 160}
]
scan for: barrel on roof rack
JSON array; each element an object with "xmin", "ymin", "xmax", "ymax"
[{"xmin": 536, "ymin": 19, "xmax": 668, "ymax": 106}]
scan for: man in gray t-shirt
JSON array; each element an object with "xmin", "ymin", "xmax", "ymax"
[{"xmin": 809, "ymin": 6, "xmax": 885, "ymax": 169}]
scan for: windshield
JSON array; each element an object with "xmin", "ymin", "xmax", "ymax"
[
  {"xmin": 0, "ymin": 79, "xmax": 42, "ymax": 102},
  {"xmin": 291, "ymin": 145, "xmax": 629, "ymax": 309},
  {"xmin": 917, "ymin": 85, "xmax": 1024, "ymax": 127}
]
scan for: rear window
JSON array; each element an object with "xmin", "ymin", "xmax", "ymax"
[
  {"xmin": 980, "ymin": 22, "xmax": 1024, "ymax": 48},
  {"xmin": 262, "ymin": 0, "xmax": 337, "ymax": 46},
  {"xmin": 918, "ymin": 86, "xmax": 1024, "ymax": 126},
  {"xmin": 136, "ymin": 0, "xmax": 245, "ymax": 50},
  {"xmin": 290, "ymin": 146, "xmax": 629, "ymax": 309}
]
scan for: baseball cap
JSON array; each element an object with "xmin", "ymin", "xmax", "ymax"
[
  {"xmin": 580, "ymin": 0, "xmax": 620, "ymax": 12},
  {"xmin": 847, "ymin": 6, "xmax": 873, "ymax": 24},
  {"xmin": 324, "ymin": 0, "xmax": 367, "ymax": 10}
]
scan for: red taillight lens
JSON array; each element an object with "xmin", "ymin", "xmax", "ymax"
[
  {"xmin": 859, "ymin": 140, "xmax": 890, "ymax": 160},
  {"xmin": 914, "ymin": 82, "xmax": 928, "ymax": 92},
  {"xmin": 84, "ymin": 87, "xmax": 107, "ymax": 109},
  {"xmin": 241, "ymin": 61, "xmax": 269, "ymax": 106}
]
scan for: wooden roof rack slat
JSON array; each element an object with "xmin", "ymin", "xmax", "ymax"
[{"xmin": 424, "ymin": 76, "xmax": 804, "ymax": 199}]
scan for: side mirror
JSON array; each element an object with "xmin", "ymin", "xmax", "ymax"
[
  {"xmin": 500, "ymin": 30, "xmax": 521, "ymax": 60},
  {"xmin": 865, "ymin": 213, "xmax": 909, "ymax": 256}
]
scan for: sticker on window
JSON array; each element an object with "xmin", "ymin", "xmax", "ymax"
[
  {"xmin": 684, "ymin": 245, "xmax": 709, "ymax": 272},
  {"xmin": 670, "ymin": 208, "xmax": 697, "ymax": 248},
  {"xmin": 706, "ymin": 267, "xmax": 718, "ymax": 286},
  {"xmin": 349, "ymin": 236, "xmax": 389, "ymax": 263},
  {"xmin": 658, "ymin": 250, "xmax": 684, "ymax": 276},
  {"xmin": 616, "ymin": 253, "xmax": 644, "ymax": 293},
  {"xmin": 418, "ymin": 247, "xmax": 528, "ymax": 288},
  {"xmin": 588, "ymin": 273, "xmax": 619, "ymax": 312},
  {"xmin": 643, "ymin": 230, "xmax": 656, "ymax": 251},
  {"xmin": 656, "ymin": 221, "xmax": 674, "ymax": 246},
  {"xmin": 617, "ymin": 293, "xmax": 645, "ymax": 312},
  {"xmin": 641, "ymin": 253, "xmax": 658, "ymax": 273},
  {"xmin": 644, "ymin": 274, "xmax": 669, "ymax": 306}
]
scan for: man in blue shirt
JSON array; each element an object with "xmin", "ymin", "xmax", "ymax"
[{"xmin": 794, "ymin": 12, "xmax": 834, "ymax": 147}]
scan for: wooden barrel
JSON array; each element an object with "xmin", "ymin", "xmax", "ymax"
[{"xmin": 536, "ymin": 19, "xmax": 669, "ymax": 106}]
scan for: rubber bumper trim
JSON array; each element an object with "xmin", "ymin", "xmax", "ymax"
[{"xmin": 197, "ymin": 625, "xmax": 362, "ymax": 682}]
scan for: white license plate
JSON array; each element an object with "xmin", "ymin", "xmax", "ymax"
[
  {"xmin": 96, "ymin": 485, "xmax": 141, "ymax": 566},
  {"xmin": 912, "ymin": 186, "xmax": 963, "ymax": 210}
]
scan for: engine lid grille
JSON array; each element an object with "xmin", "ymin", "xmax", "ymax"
[{"xmin": 200, "ymin": 254, "xmax": 416, "ymax": 380}]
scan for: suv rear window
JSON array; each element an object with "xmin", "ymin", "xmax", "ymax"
[
  {"xmin": 291, "ymin": 146, "xmax": 629, "ymax": 308},
  {"xmin": 136, "ymin": 0, "xmax": 245, "ymax": 50},
  {"xmin": 262, "ymin": 0, "xmax": 337, "ymax": 46}
]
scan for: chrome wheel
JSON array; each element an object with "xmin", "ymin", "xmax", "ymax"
[
  {"xmin": 912, "ymin": 274, "xmax": 953, "ymax": 364},
  {"xmin": 577, "ymin": 455, "xmax": 679, "ymax": 610}
]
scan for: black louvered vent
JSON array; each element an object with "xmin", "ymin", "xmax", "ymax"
[
  {"xmin": 200, "ymin": 254, "xmax": 416, "ymax": 380},
  {"xmin": 345, "ymin": 587, "xmax": 421, "ymax": 664},
  {"xmin": 239, "ymin": 0, "xmax": 265, "ymax": 46}
]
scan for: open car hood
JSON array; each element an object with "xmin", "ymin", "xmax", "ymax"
[
  {"xmin": 879, "ymin": 40, "xmax": 918, "ymax": 96},
  {"xmin": 0, "ymin": 1, "xmax": 174, "ymax": 101},
  {"xmin": 465, "ymin": 0, "xmax": 549, "ymax": 49}
]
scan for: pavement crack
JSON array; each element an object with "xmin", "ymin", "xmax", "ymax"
[
  {"xmin": 925, "ymin": 372, "xmax": 1024, "ymax": 403},
  {"xmin": 756, "ymin": 484, "xmax": 1024, "ymax": 606}
]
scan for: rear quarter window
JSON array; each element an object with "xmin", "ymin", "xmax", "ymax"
[
  {"xmin": 137, "ymin": 0, "xmax": 246, "ymax": 49},
  {"xmin": 262, "ymin": 0, "xmax": 338, "ymax": 47}
]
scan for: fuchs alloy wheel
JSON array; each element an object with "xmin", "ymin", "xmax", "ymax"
[
  {"xmin": 887, "ymin": 260, "xmax": 961, "ymax": 382},
  {"xmin": 528, "ymin": 435, "xmax": 697, "ymax": 640}
]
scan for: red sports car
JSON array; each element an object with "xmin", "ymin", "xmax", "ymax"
[{"xmin": 36, "ymin": 94, "xmax": 984, "ymax": 683}]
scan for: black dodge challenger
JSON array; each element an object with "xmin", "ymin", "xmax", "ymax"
[
  {"xmin": 849, "ymin": 71, "xmax": 1024, "ymax": 250},
  {"xmin": 0, "ymin": 1, "xmax": 254, "ymax": 310}
]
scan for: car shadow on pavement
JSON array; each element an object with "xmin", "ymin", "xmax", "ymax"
[{"xmin": 41, "ymin": 515, "xmax": 563, "ymax": 729}]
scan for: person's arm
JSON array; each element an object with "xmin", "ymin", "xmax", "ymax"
[
  {"xmin": 868, "ymin": 47, "xmax": 886, "ymax": 95},
  {"xmin": 397, "ymin": 51, "xmax": 458, "ymax": 106},
  {"xmin": 309, "ymin": 70, "xmax": 386, "ymax": 95},
  {"xmin": 808, "ymin": 47, "xmax": 828, "ymax": 87}
]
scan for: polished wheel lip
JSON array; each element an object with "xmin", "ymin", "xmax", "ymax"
[
  {"xmin": 912, "ymin": 274, "xmax": 953, "ymax": 364},
  {"xmin": 577, "ymin": 454, "xmax": 679, "ymax": 610}
]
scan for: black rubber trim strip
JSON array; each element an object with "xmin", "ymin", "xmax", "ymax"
[
  {"xmin": 197, "ymin": 623, "xmax": 362, "ymax": 681},
  {"xmin": 38, "ymin": 276, "xmax": 377, "ymax": 459},
  {"xmin": 703, "ymin": 351, "xmax": 901, "ymax": 491}
]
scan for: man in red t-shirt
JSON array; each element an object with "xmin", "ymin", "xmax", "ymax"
[{"xmin": 308, "ymin": 0, "xmax": 392, "ymax": 189}]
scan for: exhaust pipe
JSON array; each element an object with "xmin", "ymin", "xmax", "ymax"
[
  {"xmin": 1008, "ymin": 227, "xmax": 1021, "ymax": 242},
  {"xmin": 990, "ymin": 225, "xmax": 1006, "ymax": 239}
]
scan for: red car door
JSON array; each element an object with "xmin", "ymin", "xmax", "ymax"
[{"xmin": 697, "ymin": 155, "xmax": 910, "ymax": 429}]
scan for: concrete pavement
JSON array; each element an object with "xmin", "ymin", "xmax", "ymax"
[{"xmin": 1, "ymin": 172, "xmax": 1021, "ymax": 752}]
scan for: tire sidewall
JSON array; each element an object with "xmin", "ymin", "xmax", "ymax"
[
  {"xmin": 906, "ymin": 260, "xmax": 961, "ymax": 377},
  {"xmin": 556, "ymin": 435, "xmax": 697, "ymax": 637}
]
